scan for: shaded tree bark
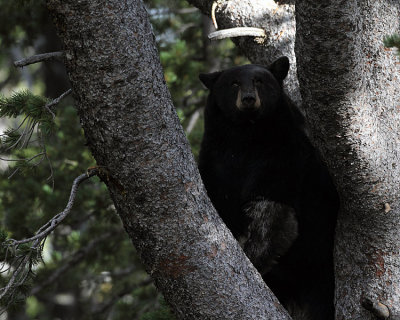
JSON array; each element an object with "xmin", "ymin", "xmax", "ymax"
[
  {"xmin": 45, "ymin": 0, "xmax": 290, "ymax": 319},
  {"xmin": 296, "ymin": 1, "xmax": 400, "ymax": 319}
]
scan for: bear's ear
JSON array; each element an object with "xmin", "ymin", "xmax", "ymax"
[
  {"xmin": 199, "ymin": 71, "xmax": 222, "ymax": 90},
  {"xmin": 269, "ymin": 56, "xmax": 290, "ymax": 83}
]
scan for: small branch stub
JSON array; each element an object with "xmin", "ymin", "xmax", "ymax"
[
  {"xmin": 14, "ymin": 51, "xmax": 64, "ymax": 68},
  {"xmin": 208, "ymin": 27, "xmax": 266, "ymax": 42}
]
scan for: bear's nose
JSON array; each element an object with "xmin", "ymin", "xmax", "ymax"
[{"xmin": 242, "ymin": 94, "xmax": 256, "ymax": 108}]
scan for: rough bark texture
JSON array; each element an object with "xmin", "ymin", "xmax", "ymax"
[
  {"xmin": 45, "ymin": 0, "xmax": 291, "ymax": 319},
  {"xmin": 296, "ymin": 1, "xmax": 400, "ymax": 319},
  {"xmin": 187, "ymin": 0, "xmax": 301, "ymax": 105}
]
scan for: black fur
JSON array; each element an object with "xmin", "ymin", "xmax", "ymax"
[{"xmin": 198, "ymin": 57, "xmax": 339, "ymax": 320}]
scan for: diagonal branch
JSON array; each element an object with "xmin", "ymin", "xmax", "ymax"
[
  {"xmin": 44, "ymin": 88, "xmax": 72, "ymax": 119},
  {"xmin": 7, "ymin": 168, "xmax": 99, "ymax": 247},
  {"xmin": 0, "ymin": 168, "xmax": 100, "ymax": 303}
]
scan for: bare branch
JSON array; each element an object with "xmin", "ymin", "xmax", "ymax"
[
  {"xmin": 44, "ymin": 88, "xmax": 72, "ymax": 119},
  {"xmin": 208, "ymin": 27, "xmax": 266, "ymax": 41},
  {"xmin": 8, "ymin": 169, "xmax": 99, "ymax": 247},
  {"xmin": 0, "ymin": 168, "xmax": 100, "ymax": 303},
  {"xmin": 13, "ymin": 51, "xmax": 64, "ymax": 68}
]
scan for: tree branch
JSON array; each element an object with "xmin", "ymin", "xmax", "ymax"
[
  {"xmin": 44, "ymin": 88, "xmax": 72, "ymax": 119},
  {"xmin": 0, "ymin": 168, "xmax": 100, "ymax": 303},
  {"xmin": 208, "ymin": 27, "xmax": 266, "ymax": 41},
  {"xmin": 13, "ymin": 51, "xmax": 64, "ymax": 68},
  {"xmin": 9, "ymin": 169, "xmax": 98, "ymax": 246}
]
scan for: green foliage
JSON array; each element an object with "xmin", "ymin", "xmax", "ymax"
[
  {"xmin": 384, "ymin": 34, "xmax": 400, "ymax": 57},
  {"xmin": 0, "ymin": 102, "xmax": 157, "ymax": 318},
  {"xmin": 0, "ymin": 91, "xmax": 53, "ymax": 147},
  {"xmin": 0, "ymin": 90, "xmax": 55, "ymax": 182}
]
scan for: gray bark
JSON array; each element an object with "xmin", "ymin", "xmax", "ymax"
[
  {"xmin": 296, "ymin": 1, "xmax": 400, "ymax": 319},
  {"xmin": 45, "ymin": 0, "xmax": 291, "ymax": 319},
  {"xmin": 187, "ymin": 0, "xmax": 301, "ymax": 105}
]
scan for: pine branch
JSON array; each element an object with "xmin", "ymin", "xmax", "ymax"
[
  {"xmin": 8, "ymin": 169, "xmax": 99, "ymax": 247},
  {"xmin": 0, "ymin": 89, "xmax": 72, "ymax": 179},
  {"xmin": 0, "ymin": 168, "xmax": 100, "ymax": 307}
]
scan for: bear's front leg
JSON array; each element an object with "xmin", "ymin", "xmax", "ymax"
[{"xmin": 242, "ymin": 200, "xmax": 298, "ymax": 276}]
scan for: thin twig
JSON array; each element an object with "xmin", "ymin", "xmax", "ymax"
[
  {"xmin": 7, "ymin": 152, "xmax": 46, "ymax": 179},
  {"xmin": 208, "ymin": 27, "xmax": 266, "ymax": 41},
  {"xmin": 7, "ymin": 168, "xmax": 20, "ymax": 180},
  {"xmin": 0, "ymin": 152, "xmax": 45, "ymax": 163},
  {"xmin": 38, "ymin": 128, "xmax": 54, "ymax": 188},
  {"xmin": 44, "ymin": 89, "xmax": 72, "ymax": 119},
  {"xmin": 5, "ymin": 118, "xmax": 34, "ymax": 151},
  {"xmin": 0, "ymin": 115, "xmax": 29, "ymax": 137},
  {"xmin": 19, "ymin": 122, "xmax": 36, "ymax": 150},
  {"xmin": 13, "ymin": 52, "xmax": 64, "ymax": 68}
]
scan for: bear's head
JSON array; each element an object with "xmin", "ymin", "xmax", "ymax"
[{"xmin": 199, "ymin": 56, "xmax": 289, "ymax": 123}]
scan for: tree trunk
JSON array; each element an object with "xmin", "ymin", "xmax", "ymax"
[
  {"xmin": 45, "ymin": 0, "xmax": 291, "ymax": 319},
  {"xmin": 296, "ymin": 1, "xmax": 400, "ymax": 319},
  {"xmin": 187, "ymin": 0, "xmax": 301, "ymax": 105}
]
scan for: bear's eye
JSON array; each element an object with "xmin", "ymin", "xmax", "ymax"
[{"xmin": 231, "ymin": 81, "xmax": 240, "ymax": 88}]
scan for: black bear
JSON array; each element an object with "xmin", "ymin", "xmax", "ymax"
[{"xmin": 198, "ymin": 57, "xmax": 339, "ymax": 320}]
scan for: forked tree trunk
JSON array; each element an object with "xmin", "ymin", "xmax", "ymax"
[
  {"xmin": 296, "ymin": 2, "xmax": 400, "ymax": 319},
  {"xmin": 45, "ymin": 0, "xmax": 400, "ymax": 318},
  {"xmin": 46, "ymin": 0, "xmax": 291, "ymax": 319}
]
